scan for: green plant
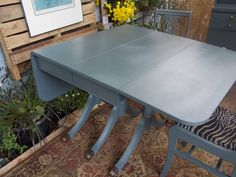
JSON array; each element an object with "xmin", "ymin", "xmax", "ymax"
[
  {"xmin": 50, "ymin": 88, "xmax": 88, "ymax": 116},
  {"xmin": 0, "ymin": 72, "xmax": 88, "ymax": 163},
  {"xmin": 0, "ymin": 73, "xmax": 48, "ymax": 156},
  {"xmin": 0, "ymin": 127, "xmax": 26, "ymax": 159}
]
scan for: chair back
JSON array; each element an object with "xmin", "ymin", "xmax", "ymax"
[{"xmin": 145, "ymin": 9, "xmax": 192, "ymax": 37}]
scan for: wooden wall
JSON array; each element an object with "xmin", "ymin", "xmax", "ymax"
[
  {"xmin": 174, "ymin": 0, "xmax": 215, "ymax": 41},
  {"xmin": 187, "ymin": 0, "xmax": 215, "ymax": 41}
]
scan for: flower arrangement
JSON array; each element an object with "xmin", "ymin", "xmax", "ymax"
[{"xmin": 104, "ymin": 0, "xmax": 136, "ymax": 25}]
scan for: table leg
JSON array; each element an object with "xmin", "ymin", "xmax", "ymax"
[
  {"xmin": 85, "ymin": 99, "xmax": 127, "ymax": 159},
  {"xmin": 66, "ymin": 94, "xmax": 101, "ymax": 139},
  {"xmin": 126, "ymin": 104, "xmax": 142, "ymax": 117},
  {"xmin": 109, "ymin": 107, "xmax": 153, "ymax": 176},
  {"xmin": 110, "ymin": 107, "xmax": 165, "ymax": 176}
]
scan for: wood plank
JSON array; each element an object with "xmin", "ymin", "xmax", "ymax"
[
  {"xmin": 0, "ymin": 2, "xmax": 95, "ymax": 37},
  {"xmin": 4, "ymin": 13, "xmax": 96, "ymax": 50},
  {"xmin": 0, "ymin": 0, "xmax": 20, "ymax": 6},
  {"xmin": 186, "ymin": 0, "xmax": 215, "ymax": 41},
  {"xmin": 83, "ymin": 2, "xmax": 95, "ymax": 15},
  {"xmin": 0, "ymin": 4, "xmax": 23, "ymax": 23},
  {"xmin": 60, "ymin": 24, "xmax": 97, "ymax": 41},
  {"xmin": 0, "ymin": 19, "xmax": 27, "ymax": 37},
  {"xmin": 11, "ymin": 51, "xmax": 31, "ymax": 65},
  {"xmin": 17, "ymin": 60, "xmax": 31, "ymax": 74},
  {"xmin": 173, "ymin": 0, "xmax": 215, "ymax": 41},
  {"xmin": 11, "ymin": 25, "xmax": 97, "ymax": 65},
  {"xmin": 0, "ymin": 29, "xmax": 21, "ymax": 80}
]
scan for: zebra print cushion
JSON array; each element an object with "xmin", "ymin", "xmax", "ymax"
[{"xmin": 178, "ymin": 107, "xmax": 236, "ymax": 151}]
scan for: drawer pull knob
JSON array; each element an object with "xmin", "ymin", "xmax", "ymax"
[
  {"xmin": 227, "ymin": 24, "xmax": 232, "ymax": 28},
  {"xmin": 229, "ymin": 15, "xmax": 234, "ymax": 20}
]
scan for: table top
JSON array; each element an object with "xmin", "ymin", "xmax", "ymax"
[{"xmin": 34, "ymin": 25, "xmax": 236, "ymax": 125}]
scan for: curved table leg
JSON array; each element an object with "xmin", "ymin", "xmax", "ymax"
[
  {"xmin": 67, "ymin": 94, "xmax": 101, "ymax": 139},
  {"xmin": 110, "ymin": 117, "xmax": 147, "ymax": 176},
  {"xmin": 110, "ymin": 107, "xmax": 166, "ymax": 176},
  {"xmin": 109, "ymin": 107, "xmax": 153, "ymax": 176},
  {"xmin": 86, "ymin": 99, "xmax": 127, "ymax": 159}
]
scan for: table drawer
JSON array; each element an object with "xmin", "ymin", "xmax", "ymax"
[
  {"xmin": 207, "ymin": 30, "xmax": 236, "ymax": 51},
  {"xmin": 210, "ymin": 12, "xmax": 236, "ymax": 31},
  {"xmin": 38, "ymin": 59, "xmax": 73, "ymax": 84}
]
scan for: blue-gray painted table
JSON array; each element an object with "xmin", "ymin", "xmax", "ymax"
[{"xmin": 31, "ymin": 25, "xmax": 236, "ymax": 175}]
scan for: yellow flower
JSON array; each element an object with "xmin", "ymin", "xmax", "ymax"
[
  {"xmin": 104, "ymin": 0, "xmax": 136, "ymax": 25},
  {"xmin": 95, "ymin": 0, "xmax": 99, "ymax": 6}
]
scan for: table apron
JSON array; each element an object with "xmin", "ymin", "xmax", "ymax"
[
  {"xmin": 72, "ymin": 74, "xmax": 123, "ymax": 105},
  {"xmin": 38, "ymin": 58, "xmax": 123, "ymax": 105}
]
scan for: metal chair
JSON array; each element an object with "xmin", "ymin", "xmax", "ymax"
[
  {"xmin": 160, "ymin": 106, "xmax": 236, "ymax": 177},
  {"xmin": 139, "ymin": 9, "xmax": 192, "ymax": 37}
]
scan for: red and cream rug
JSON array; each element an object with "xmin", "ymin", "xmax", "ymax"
[{"xmin": 5, "ymin": 105, "xmax": 234, "ymax": 177}]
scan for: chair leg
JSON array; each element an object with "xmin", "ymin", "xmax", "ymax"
[
  {"xmin": 160, "ymin": 126, "xmax": 179, "ymax": 177},
  {"xmin": 232, "ymin": 166, "xmax": 236, "ymax": 177}
]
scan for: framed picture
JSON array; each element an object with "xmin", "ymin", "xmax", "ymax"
[{"xmin": 21, "ymin": 0, "xmax": 83, "ymax": 37}]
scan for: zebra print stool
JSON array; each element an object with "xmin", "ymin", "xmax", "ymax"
[{"xmin": 160, "ymin": 107, "xmax": 236, "ymax": 177}]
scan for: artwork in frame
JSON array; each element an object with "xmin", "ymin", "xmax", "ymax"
[{"xmin": 21, "ymin": 0, "xmax": 83, "ymax": 37}]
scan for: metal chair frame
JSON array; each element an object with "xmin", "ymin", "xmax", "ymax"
[
  {"xmin": 144, "ymin": 9, "xmax": 192, "ymax": 37},
  {"xmin": 155, "ymin": 9, "xmax": 191, "ymax": 36},
  {"xmin": 160, "ymin": 125, "xmax": 236, "ymax": 177}
]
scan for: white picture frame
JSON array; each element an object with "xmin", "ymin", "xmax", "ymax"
[{"xmin": 21, "ymin": 0, "xmax": 83, "ymax": 37}]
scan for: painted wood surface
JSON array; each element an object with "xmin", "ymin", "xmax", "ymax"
[{"xmin": 0, "ymin": 0, "xmax": 97, "ymax": 80}]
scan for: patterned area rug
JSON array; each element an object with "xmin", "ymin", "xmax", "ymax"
[{"xmin": 5, "ymin": 104, "xmax": 234, "ymax": 177}]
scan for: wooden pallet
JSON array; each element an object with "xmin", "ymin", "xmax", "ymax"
[{"xmin": 0, "ymin": 0, "xmax": 97, "ymax": 80}]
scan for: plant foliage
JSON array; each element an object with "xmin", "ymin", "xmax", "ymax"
[
  {"xmin": 50, "ymin": 88, "xmax": 88, "ymax": 116},
  {"xmin": 0, "ymin": 73, "xmax": 46, "ymax": 157}
]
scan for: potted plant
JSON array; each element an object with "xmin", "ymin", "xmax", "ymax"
[
  {"xmin": 0, "ymin": 72, "xmax": 57, "ymax": 164},
  {"xmin": 0, "ymin": 71, "xmax": 89, "ymax": 168}
]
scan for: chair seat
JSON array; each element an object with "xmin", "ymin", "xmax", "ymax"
[{"xmin": 179, "ymin": 107, "xmax": 236, "ymax": 151}]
